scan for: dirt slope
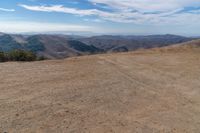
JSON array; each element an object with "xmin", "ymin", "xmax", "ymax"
[{"xmin": 1, "ymin": 49, "xmax": 200, "ymax": 132}]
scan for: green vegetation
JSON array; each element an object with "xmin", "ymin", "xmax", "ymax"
[
  {"xmin": 0, "ymin": 35, "xmax": 23, "ymax": 51},
  {"xmin": 26, "ymin": 36, "xmax": 45, "ymax": 52},
  {"xmin": 0, "ymin": 51, "xmax": 6, "ymax": 62},
  {"xmin": 37, "ymin": 55, "xmax": 47, "ymax": 61},
  {"xmin": 8, "ymin": 50, "xmax": 37, "ymax": 61},
  {"xmin": 0, "ymin": 50, "xmax": 46, "ymax": 62},
  {"xmin": 0, "ymin": 35, "xmax": 45, "ymax": 53}
]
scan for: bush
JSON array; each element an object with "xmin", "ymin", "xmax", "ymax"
[
  {"xmin": 0, "ymin": 50, "xmax": 41, "ymax": 62},
  {"xmin": 0, "ymin": 52, "xmax": 6, "ymax": 62},
  {"xmin": 8, "ymin": 50, "xmax": 37, "ymax": 61},
  {"xmin": 37, "ymin": 56, "xmax": 47, "ymax": 61}
]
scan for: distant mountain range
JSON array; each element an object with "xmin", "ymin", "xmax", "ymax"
[{"xmin": 0, "ymin": 33, "xmax": 196, "ymax": 59}]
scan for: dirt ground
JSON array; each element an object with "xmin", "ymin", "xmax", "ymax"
[{"xmin": 0, "ymin": 50, "xmax": 200, "ymax": 133}]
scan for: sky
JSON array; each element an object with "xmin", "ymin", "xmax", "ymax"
[{"xmin": 0, "ymin": 0, "xmax": 200, "ymax": 36}]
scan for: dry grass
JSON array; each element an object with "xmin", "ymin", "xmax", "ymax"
[{"xmin": 1, "ymin": 49, "xmax": 200, "ymax": 132}]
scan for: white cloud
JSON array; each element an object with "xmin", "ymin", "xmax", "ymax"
[
  {"xmin": 89, "ymin": 0, "xmax": 200, "ymax": 12},
  {"xmin": 0, "ymin": 8, "xmax": 15, "ymax": 12},
  {"xmin": 84, "ymin": 18, "xmax": 104, "ymax": 23},
  {"xmin": 19, "ymin": 1, "xmax": 200, "ymax": 25},
  {"xmin": 19, "ymin": 4, "xmax": 105, "ymax": 16},
  {"xmin": 0, "ymin": 21, "xmax": 93, "ymax": 33}
]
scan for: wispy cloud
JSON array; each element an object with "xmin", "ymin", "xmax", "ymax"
[
  {"xmin": 19, "ymin": 1, "xmax": 200, "ymax": 25},
  {"xmin": 0, "ymin": 8, "xmax": 15, "ymax": 12},
  {"xmin": 89, "ymin": 0, "xmax": 200, "ymax": 12},
  {"xmin": 19, "ymin": 4, "xmax": 104, "ymax": 16},
  {"xmin": 84, "ymin": 18, "xmax": 104, "ymax": 23}
]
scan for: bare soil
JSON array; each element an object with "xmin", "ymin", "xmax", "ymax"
[{"xmin": 1, "ymin": 50, "xmax": 200, "ymax": 133}]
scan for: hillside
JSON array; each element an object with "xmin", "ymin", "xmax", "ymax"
[
  {"xmin": 132, "ymin": 39, "xmax": 200, "ymax": 54},
  {"xmin": 1, "ymin": 41, "xmax": 200, "ymax": 132},
  {"xmin": 157, "ymin": 39, "xmax": 200, "ymax": 52},
  {"xmin": 0, "ymin": 33, "xmax": 195, "ymax": 59},
  {"xmin": 0, "ymin": 34, "xmax": 102, "ymax": 59},
  {"xmin": 29, "ymin": 35, "xmax": 103, "ymax": 59},
  {"xmin": 80, "ymin": 34, "xmax": 193, "ymax": 52}
]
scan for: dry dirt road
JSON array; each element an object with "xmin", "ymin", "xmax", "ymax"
[{"xmin": 0, "ymin": 50, "xmax": 200, "ymax": 133}]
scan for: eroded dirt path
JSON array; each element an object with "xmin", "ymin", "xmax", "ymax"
[{"xmin": 0, "ymin": 51, "xmax": 200, "ymax": 133}]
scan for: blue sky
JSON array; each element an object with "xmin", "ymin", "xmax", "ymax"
[{"xmin": 0, "ymin": 0, "xmax": 200, "ymax": 35}]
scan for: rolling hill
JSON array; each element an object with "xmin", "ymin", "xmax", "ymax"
[
  {"xmin": 80, "ymin": 34, "xmax": 193, "ymax": 52},
  {"xmin": 0, "ymin": 34, "xmax": 102, "ymax": 59},
  {"xmin": 1, "ymin": 40, "xmax": 200, "ymax": 132},
  {"xmin": 27, "ymin": 35, "xmax": 103, "ymax": 59},
  {"xmin": 156, "ymin": 39, "xmax": 200, "ymax": 52},
  {"xmin": 0, "ymin": 33, "xmax": 195, "ymax": 59}
]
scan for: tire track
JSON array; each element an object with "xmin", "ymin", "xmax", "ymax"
[{"xmin": 98, "ymin": 56, "xmax": 160, "ymax": 95}]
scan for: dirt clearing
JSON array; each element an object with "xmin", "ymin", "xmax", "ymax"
[{"xmin": 0, "ymin": 51, "xmax": 200, "ymax": 132}]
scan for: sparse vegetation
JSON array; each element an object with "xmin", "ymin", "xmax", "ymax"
[
  {"xmin": 26, "ymin": 36, "xmax": 45, "ymax": 52},
  {"xmin": 0, "ymin": 50, "xmax": 45, "ymax": 62},
  {"xmin": 0, "ymin": 51, "xmax": 6, "ymax": 62},
  {"xmin": 37, "ymin": 55, "xmax": 47, "ymax": 61},
  {"xmin": 8, "ymin": 50, "xmax": 37, "ymax": 61}
]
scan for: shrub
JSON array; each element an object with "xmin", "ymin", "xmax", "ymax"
[
  {"xmin": 0, "ymin": 50, "xmax": 41, "ymax": 62},
  {"xmin": 0, "ymin": 52, "xmax": 6, "ymax": 62},
  {"xmin": 7, "ymin": 50, "xmax": 37, "ymax": 61},
  {"xmin": 0, "ymin": 50, "xmax": 48, "ymax": 62},
  {"xmin": 37, "ymin": 56, "xmax": 47, "ymax": 61}
]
